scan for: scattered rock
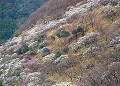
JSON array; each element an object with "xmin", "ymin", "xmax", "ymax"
[
  {"xmin": 42, "ymin": 48, "xmax": 50, "ymax": 57},
  {"xmin": 83, "ymin": 64, "xmax": 89, "ymax": 69},
  {"xmin": 89, "ymin": 64, "xmax": 94, "ymax": 67}
]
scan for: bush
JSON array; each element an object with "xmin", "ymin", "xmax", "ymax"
[
  {"xmin": 56, "ymin": 33, "xmax": 61, "ymax": 38},
  {"xmin": 14, "ymin": 31, "xmax": 20, "ymax": 37},
  {"xmin": 51, "ymin": 35, "xmax": 55, "ymax": 40},
  {"xmin": 16, "ymin": 45, "xmax": 29, "ymax": 55},
  {"xmin": 16, "ymin": 71, "xmax": 20, "ymax": 77},
  {"xmin": 29, "ymin": 47, "xmax": 36, "ymax": 55},
  {"xmin": 77, "ymin": 26, "xmax": 83, "ymax": 33},
  {"xmin": 21, "ymin": 45, "xmax": 29, "ymax": 54},
  {"xmin": 36, "ymin": 35, "xmax": 44, "ymax": 43},
  {"xmin": 56, "ymin": 31, "xmax": 70, "ymax": 38},
  {"xmin": 30, "ymin": 51, "xmax": 36, "ymax": 55},
  {"xmin": 54, "ymin": 51, "xmax": 61, "ymax": 60},
  {"xmin": 29, "ymin": 47, "xmax": 34, "ymax": 51},
  {"xmin": 72, "ymin": 30, "xmax": 77, "ymax": 35},
  {"xmin": 63, "ymin": 47, "xmax": 69, "ymax": 53},
  {"xmin": 16, "ymin": 48, "xmax": 22, "ymax": 55}
]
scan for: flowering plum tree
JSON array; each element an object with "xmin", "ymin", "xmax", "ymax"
[{"xmin": 24, "ymin": 59, "xmax": 40, "ymax": 70}]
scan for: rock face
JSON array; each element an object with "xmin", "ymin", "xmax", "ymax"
[{"xmin": 42, "ymin": 48, "xmax": 50, "ymax": 57}]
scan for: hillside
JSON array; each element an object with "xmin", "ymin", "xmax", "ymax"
[
  {"xmin": 17, "ymin": 0, "xmax": 86, "ymax": 34},
  {"xmin": 0, "ymin": 0, "xmax": 120, "ymax": 86}
]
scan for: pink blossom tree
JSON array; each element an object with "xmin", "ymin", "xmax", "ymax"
[{"xmin": 24, "ymin": 59, "xmax": 40, "ymax": 70}]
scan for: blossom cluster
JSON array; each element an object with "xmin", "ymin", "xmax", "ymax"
[{"xmin": 24, "ymin": 59, "xmax": 40, "ymax": 69}]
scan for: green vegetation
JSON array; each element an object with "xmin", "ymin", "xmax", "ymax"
[
  {"xmin": 0, "ymin": 0, "xmax": 48, "ymax": 41},
  {"xmin": 51, "ymin": 35, "xmax": 55, "ymax": 40},
  {"xmin": 56, "ymin": 31, "xmax": 70, "ymax": 38},
  {"xmin": 16, "ymin": 71, "xmax": 20, "ymax": 77},
  {"xmin": 16, "ymin": 45, "xmax": 29, "ymax": 55},
  {"xmin": 54, "ymin": 51, "xmax": 61, "ymax": 60},
  {"xmin": 63, "ymin": 47, "xmax": 69, "ymax": 53},
  {"xmin": 29, "ymin": 47, "xmax": 36, "ymax": 55},
  {"xmin": 77, "ymin": 26, "xmax": 83, "ymax": 33},
  {"xmin": 35, "ymin": 35, "xmax": 44, "ymax": 43}
]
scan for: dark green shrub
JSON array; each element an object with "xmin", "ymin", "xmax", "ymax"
[
  {"xmin": 30, "ymin": 51, "xmax": 36, "ymax": 55},
  {"xmin": 29, "ymin": 47, "xmax": 34, "ymax": 51},
  {"xmin": 77, "ymin": 26, "xmax": 83, "ymax": 33},
  {"xmin": 36, "ymin": 35, "xmax": 43, "ymax": 43},
  {"xmin": 54, "ymin": 51, "xmax": 61, "ymax": 60},
  {"xmin": 16, "ymin": 72, "xmax": 20, "ymax": 77},
  {"xmin": 21, "ymin": 45, "xmax": 29, "ymax": 54},
  {"xmin": 63, "ymin": 47, "xmax": 69, "ymax": 53},
  {"xmin": 60, "ymin": 31, "xmax": 70, "ymax": 37},
  {"xmin": 14, "ymin": 31, "xmax": 20, "ymax": 37},
  {"xmin": 51, "ymin": 35, "xmax": 55, "ymax": 40},
  {"xmin": 16, "ymin": 48, "xmax": 22, "ymax": 55},
  {"xmin": 29, "ymin": 47, "xmax": 36, "ymax": 55},
  {"xmin": 72, "ymin": 30, "xmax": 77, "ymax": 41},
  {"xmin": 56, "ymin": 31, "xmax": 70, "ymax": 38},
  {"xmin": 56, "ymin": 33, "xmax": 61, "ymax": 38},
  {"xmin": 72, "ymin": 30, "xmax": 77, "ymax": 35},
  {"xmin": 16, "ymin": 45, "xmax": 29, "ymax": 55}
]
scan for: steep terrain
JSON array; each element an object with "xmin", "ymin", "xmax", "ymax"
[
  {"xmin": 0, "ymin": 0, "xmax": 120, "ymax": 86},
  {"xmin": 17, "ymin": 0, "xmax": 86, "ymax": 34}
]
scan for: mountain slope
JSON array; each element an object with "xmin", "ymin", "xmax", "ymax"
[
  {"xmin": 0, "ymin": 0, "xmax": 120, "ymax": 86},
  {"xmin": 17, "ymin": 0, "xmax": 86, "ymax": 34}
]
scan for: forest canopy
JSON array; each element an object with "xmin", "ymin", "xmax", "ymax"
[{"xmin": 0, "ymin": 0, "xmax": 48, "ymax": 41}]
